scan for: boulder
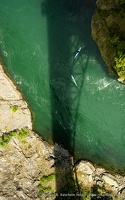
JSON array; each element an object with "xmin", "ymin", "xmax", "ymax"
[{"xmin": 75, "ymin": 161, "xmax": 95, "ymax": 187}]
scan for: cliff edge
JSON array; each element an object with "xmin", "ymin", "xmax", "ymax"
[{"xmin": 91, "ymin": 0, "xmax": 125, "ymax": 83}]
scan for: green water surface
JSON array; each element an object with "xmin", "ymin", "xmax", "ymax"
[{"xmin": 0, "ymin": 0, "xmax": 125, "ymax": 172}]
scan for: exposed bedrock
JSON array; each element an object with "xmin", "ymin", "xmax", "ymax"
[{"xmin": 91, "ymin": 0, "xmax": 125, "ymax": 83}]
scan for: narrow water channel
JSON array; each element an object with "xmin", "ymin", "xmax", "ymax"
[{"xmin": 0, "ymin": 0, "xmax": 125, "ymax": 173}]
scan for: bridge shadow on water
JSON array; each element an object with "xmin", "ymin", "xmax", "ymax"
[{"xmin": 41, "ymin": 0, "xmax": 103, "ymax": 198}]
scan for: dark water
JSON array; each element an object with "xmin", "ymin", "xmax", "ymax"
[{"xmin": 0, "ymin": 0, "xmax": 125, "ymax": 172}]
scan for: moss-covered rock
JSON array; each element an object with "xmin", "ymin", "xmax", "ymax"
[
  {"xmin": 10, "ymin": 105, "xmax": 18, "ymax": 112},
  {"xmin": 91, "ymin": 0, "xmax": 125, "ymax": 83},
  {"xmin": 0, "ymin": 127, "xmax": 29, "ymax": 147},
  {"xmin": 38, "ymin": 174, "xmax": 56, "ymax": 195}
]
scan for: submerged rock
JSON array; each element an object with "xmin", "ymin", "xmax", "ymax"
[{"xmin": 91, "ymin": 0, "xmax": 125, "ymax": 83}]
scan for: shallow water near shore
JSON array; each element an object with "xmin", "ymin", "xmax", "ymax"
[{"xmin": 0, "ymin": 0, "xmax": 125, "ymax": 172}]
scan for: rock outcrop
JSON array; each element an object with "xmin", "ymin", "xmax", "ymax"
[
  {"xmin": 91, "ymin": 0, "xmax": 125, "ymax": 83},
  {"xmin": 75, "ymin": 161, "xmax": 125, "ymax": 199},
  {"xmin": 1, "ymin": 131, "xmax": 125, "ymax": 199},
  {"xmin": 0, "ymin": 130, "xmax": 73, "ymax": 200},
  {"xmin": 0, "ymin": 64, "xmax": 32, "ymax": 134}
]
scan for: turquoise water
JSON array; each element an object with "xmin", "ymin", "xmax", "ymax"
[{"xmin": 0, "ymin": 0, "xmax": 125, "ymax": 171}]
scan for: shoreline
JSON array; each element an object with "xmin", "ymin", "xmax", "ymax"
[{"xmin": 0, "ymin": 59, "xmax": 125, "ymax": 199}]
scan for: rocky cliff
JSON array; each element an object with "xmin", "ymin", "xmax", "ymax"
[
  {"xmin": 0, "ymin": 63, "xmax": 32, "ymax": 134},
  {"xmin": 91, "ymin": 0, "xmax": 125, "ymax": 83},
  {"xmin": 1, "ymin": 62, "xmax": 125, "ymax": 199}
]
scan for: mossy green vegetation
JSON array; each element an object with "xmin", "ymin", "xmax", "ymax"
[
  {"xmin": 10, "ymin": 105, "xmax": 18, "ymax": 112},
  {"xmin": 38, "ymin": 185, "xmax": 52, "ymax": 193},
  {"xmin": 92, "ymin": 0, "xmax": 125, "ymax": 82},
  {"xmin": 38, "ymin": 174, "xmax": 56, "ymax": 199},
  {"xmin": 103, "ymin": 2, "xmax": 125, "ymax": 81},
  {"xmin": 38, "ymin": 174, "xmax": 55, "ymax": 195},
  {"xmin": 0, "ymin": 127, "xmax": 29, "ymax": 147},
  {"xmin": 16, "ymin": 127, "xmax": 29, "ymax": 140},
  {"xmin": 39, "ymin": 174, "xmax": 56, "ymax": 184},
  {"xmin": 119, "ymin": 0, "xmax": 125, "ymax": 4},
  {"xmin": 108, "ymin": 29, "xmax": 125, "ymax": 79}
]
